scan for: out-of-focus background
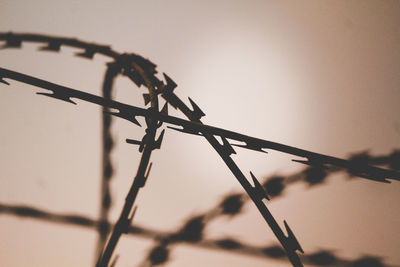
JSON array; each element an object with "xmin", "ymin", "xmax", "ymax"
[{"xmin": 0, "ymin": 1, "xmax": 399, "ymax": 266}]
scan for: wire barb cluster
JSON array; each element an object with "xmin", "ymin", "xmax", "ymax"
[{"xmin": 0, "ymin": 32, "xmax": 399, "ymax": 267}]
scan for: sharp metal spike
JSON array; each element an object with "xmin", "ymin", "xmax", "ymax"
[
  {"xmin": 160, "ymin": 102, "xmax": 168, "ymax": 116},
  {"xmin": 0, "ymin": 78, "xmax": 10, "ymax": 85},
  {"xmin": 143, "ymin": 93, "xmax": 151, "ymax": 106},
  {"xmin": 104, "ymin": 110, "xmax": 141, "ymax": 127},
  {"xmin": 167, "ymin": 126, "xmax": 202, "ymax": 136},
  {"xmin": 188, "ymin": 97, "xmax": 205, "ymax": 120},
  {"xmin": 130, "ymin": 114, "xmax": 142, "ymax": 126},
  {"xmin": 39, "ymin": 41, "xmax": 61, "ymax": 52},
  {"xmin": 231, "ymin": 141, "xmax": 268, "ymax": 154},
  {"xmin": 126, "ymin": 139, "xmax": 142, "ymax": 146},
  {"xmin": 156, "ymin": 121, "xmax": 163, "ymax": 129},
  {"xmin": 162, "ymin": 73, "xmax": 177, "ymax": 94},
  {"xmin": 284, "ymin": 220, "xmax": 304, "ymax": 253},
  {"xmin": 153, "ymin": 129, "xmax": 165, "ymax": 150},
  {"xmin": 36, "ymin": 91, "xmax": 76, "ymax": 104},
  {"xmin": 292, "ymin": 159, "xmax": 313, "ymax": 166},
  {"xmin": 155, "ymin": 103, "xmax": 168, "ymax": 128},
  {"xmin": 75, "ymin": 48, "xmax": 95, "ymax": 59},
  {"xmin": 134, "ymin": 162, "xmax": 152, "ymax": 188},
  {"xmin": 250, "ymin": 172, "xmax": 270, "ymax": 200},
  {"xmin": 3, "ymin": 33, "xmax": 21, "ymax": 48},
  {"xmin": 222, "ymin": 137, "xmax": 236, "ymax": 155}
]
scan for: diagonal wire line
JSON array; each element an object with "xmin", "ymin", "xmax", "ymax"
[
  {"xmin": 1, "ymin": 32, "xmax": 399, "ymax": 266},
  {"xmin": 216, "ymin": 149, "xmax": 400, "ymax": 215},
  {"xmin": 139, "ymin": 150, "xmax": 400, "ymax": 266},
  {"xmin": 2, "ymin": 66, "xmax": 400, "ymax": 266},
  {"xmin": 0, "ymin": 32, "xmax": 398, "ymax": 184},
  {"xmin": 0, "ymin": 67, "xmax": 398, "ymax": 184},
  {"xmin": 0, "ymin": 202, "xmax": 395, "ymax": 267}
]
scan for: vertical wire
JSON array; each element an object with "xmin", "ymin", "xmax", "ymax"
[{"xmin": 95, "ymin": 62, "xmax": 119, "ymax": 262}]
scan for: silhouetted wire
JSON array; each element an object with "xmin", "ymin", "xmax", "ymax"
[
  {"xmin": 0, "ymin": 33, "xmax": 165, "ymax": 266},
  {"xmin": 140, "ymin": 151, "xmax": 399, "ymax": 266},
  {"xmin": 97, "ymin": 58, "xmax": 163, "ymax": 267},
  {"xmin": 95, "ymin": 60, "xmax": 119, "ymax": 262},
  {"xmin": 0, "ymin": 202, "xmax": 395, "ymax": 267},
  {"xmin": 1, "ymin": 32, "xmax": 399, "ymax": 267},
  {"xmin": 0, "ymin": 64, "xmax": 306, "ymax": 265},
  {"xmin": 4, "ymin": 65, "xmax": 400, "ymax": 266},
  {"xmin": 0, "ymin": 33, "xmax": 308, "ymax": 265},
  {"xmin": 0, "ymin": 33, "xmax": 398, "ymax": 181}
]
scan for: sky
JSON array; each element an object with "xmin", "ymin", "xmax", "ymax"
[{"xmin": 0, "ymin": 1, "xmax": 399, "ymax": 266}]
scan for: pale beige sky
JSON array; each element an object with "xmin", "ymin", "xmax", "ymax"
[{"xmin": 0, "ymin": 1, "xmax": 399, "ymax": 266}]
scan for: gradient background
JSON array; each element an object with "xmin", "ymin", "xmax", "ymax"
[{"xmin": 0, "ymin": 1, "xmax": 399, "ymax": 266}]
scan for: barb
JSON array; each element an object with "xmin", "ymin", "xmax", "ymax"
[{"xmin": 0, "ymin": 202, "xmax": 395, "ymax": 267}]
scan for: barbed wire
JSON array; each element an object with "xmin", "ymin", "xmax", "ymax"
[
  {"xmin": 1, "ymin": 32, "xmax": 398, "ymax": 267},
  {"xmin": 3, "ymin": 65, "xmax": 400, "ymax": 266},
  {"xmin": 96, "ymin": 58, "xmax": 164, "ymax": 266},
  {"xmin": 139, "ymin": 150, "xmax": 400, "ymax": 266},
  {"xmin": 0, "ymin": 202, "xmax": 395, "ymax": 267},
  {"xmin": 96, "ymin": 61, "xmax": 118, "ymax": 262}
]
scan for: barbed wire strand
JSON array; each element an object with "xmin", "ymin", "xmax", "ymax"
[
  {"xmin": 1, "ymin": 32, "xmax": 397, "ymax": 184},
  {"xmin": 140, "ymin": 150, "xmax": 399, "ymax": 266},
  {"xmin": 0, "ymin": 63, "xmax": 307, "ymax": 265},
  {"xmin": 0, "ymin": 33, "xmax": 165, "ymax": 266},
  {"xmin": 1, "ymin": 67, "xmax": 398, "ymax": 266},
  {"xmin": 97, "ymin": 57, "xmax": 163, "ymax": 266},
  {"xmin": 96, "ymin": 60, "xmax": 119, "ymax": 262},
  {"xmin": 1, "ymin": 61, "xmax": 398, "ymax": 267},
  {"xmin": 0, "ymin": 202, "xmax": 395, "ymax": 267}
]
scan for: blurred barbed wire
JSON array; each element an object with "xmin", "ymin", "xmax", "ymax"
[{"xmin": 1, "ymin": 32, "xmax": 399, "ymax": 267}]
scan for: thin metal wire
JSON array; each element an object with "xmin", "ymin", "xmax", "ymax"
[
  {"xmin": 0, "ymin": 202, "xmax": 395, "ymax": 267},
  {"xmin": 1, "ymin": 32, "xmax": 399, "ymax": 267}
]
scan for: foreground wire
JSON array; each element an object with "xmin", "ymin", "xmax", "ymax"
[
  {"xmin": 140, "ymin": 150, "xmax": 400, "ymax": 266},
  {"xmin": 2, "ymin": 32, "xmax": 399, "ymax": 267},
  {"xmin": 96, "ymin": 58, "xmax": 163, "ymax": 266},
  {"xmin": 3, "ymin": 66, "xmax": 400, "ymax": 266},
  {"xmin": 1, "ymin": 67, "xmax": 398, "ymax": 184}
]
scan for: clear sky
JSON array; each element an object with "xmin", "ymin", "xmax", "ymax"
[{"xmin": 0, "ymin": 1, "xmax": 399, "ymax": 266}]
